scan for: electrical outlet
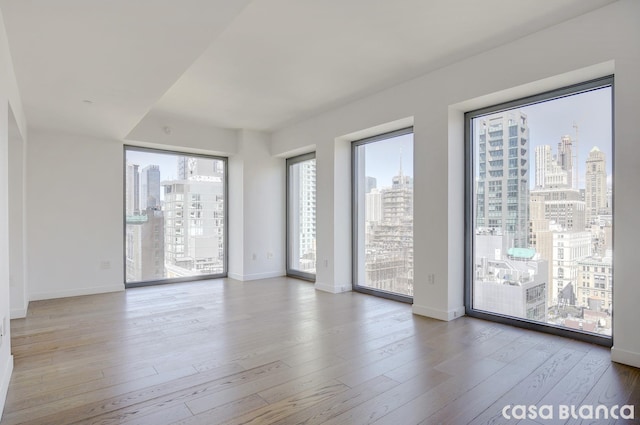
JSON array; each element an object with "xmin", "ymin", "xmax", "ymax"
[
  {"xmin": 428, "ymin": 273, "xmax": 435, "ymax": 285},
  {"xmin": 267, "ymin": 252, "xmax": 273, "ymax": 259},
  {"xmin": 100, "ymin": 260, "xmax": 111, "ymax": 270}
]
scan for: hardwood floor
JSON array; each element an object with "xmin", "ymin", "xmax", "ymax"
[{"xmin": 3, "ymin": 277, "xmax": 638, "ymax": 424}]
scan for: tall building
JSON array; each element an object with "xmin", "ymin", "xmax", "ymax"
[
  {"xmin": 585, "ymin": 146, "xmax": 608, "ymax": 225},
  {"xmin": 535, "ymin": 142, "xmax": 571, "ymax": 189},
  {"xmin": 290, "ymin": 159, "xmax": 316, "ymax": 272},
  {"xmin": 365, "ymin": 176, "xmax": 377, "ymax": 194},
  {"xmin": 552, "ymin": 230, "xmax": 592, "ymax": 306},
  {"xmin": 529, "ymin": 192, "xmax": 554, "ymax": 306},
  {"xmin": 534, "ymin": 145, "xmax": 551, "ymax": 189},
  {"xmin": 125, "ymin": 162, "xmax": 140, "ymax": 215},
  {"xmin": 557, "ymin": 135, "xmax": 573, "ymax": 188},
  {"xmin": 365, "ymin": 188, "xmax": 382, "ymax": 223},
  {"xmin": 163, "ymin": 158, "xmax": 226, "ymax": 276},
  {"xmin": 529, "ymin": 188, "xmax": 585, "ymax": 231},
  {"xmin": 141, "ymin": 165, "xmax": 161, "ymax": 210},
  {"xmin": 125, "ymin": 208, "xmax": 165, "ymax": 282},
  {"xmin": 476, "ymin": 110, "xmax": 530, "ymax": 248},
  {"xmin": 365, "ymin": 166, "xmax": 414, "ymax": 296}
]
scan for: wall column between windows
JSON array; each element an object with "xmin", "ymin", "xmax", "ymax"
[
  {"xmin": 228, "ymin": 130, "xmax": 285, "ymax": 281},
  {"xmin": 411, "ymin": 109, "xmax": 465, "ymax": 321},
  {"xmin": 313, "ymin": 139, "xmax": 351, "ymax": 293}
]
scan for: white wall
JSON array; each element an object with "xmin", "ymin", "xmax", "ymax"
[
  {"xmin": 8, "ymin": 108, "xmax": 27, "ymax": 318},
  {"xmin": 0, "ymin": 7, "xmax": 27, "ymax": 417},
  {"xmin": 26, "ymin": 130, "xmax": 125, "ymax": 300},
  {"xmin": 25, "ymin": 122, "xmax": 286, "ymax": 300},
  {"xmin": 271, "ymin": 0, "xmax": 640, "ymax": 367},
  {"xmin": 228, "ymin": 130, "xmax": 285, "ymax": 281}
]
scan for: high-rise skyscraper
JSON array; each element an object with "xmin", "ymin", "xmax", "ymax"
[
  {"xmin": 585, "ymin": 147, "xmax": 608, "ymax": 225},
  {"xmin": 125, "ymin": 162, "xmax": 140, "ymax": 215},
  {"xmin": 476, "ymin": 111, "xmax": 530, "ymax": 248},
  {"xmin": 140, "ymin": 165, "xmax": 161, "ymax": 210},
  {"xmin": 534, "ymin": 145, "xmax": 551, "ymax": 189},
  {"xmin": 163, "ymin": 158, "xmax": 225, "ymax": 276},
  {"xmin": 557, "ymin": 135, "xmax": 573, "ymax": 188}
]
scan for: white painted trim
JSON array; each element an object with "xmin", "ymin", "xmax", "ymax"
[
  {"xmin": 10, "ymin": 307, "xmax": 27, "ymax": 319},
  {"xmin": 314, "ymin": 281, "xmax": 351, "ymax": 294},
  {"xmin": 611, "ymin": 346, "xmax": 640, "ymax": 369},
  {"xmin": 412, "ymin": 304, "xmax": 465, "ymax": 321},
  {"xmin": 227, "ymin": 270, "xmax": 285, "ymax": 282},
  {"xmin": 0, "ymin": 355, "xmax": 14, "ymax": 419},
  {"xmin": 29, "ymin": 284, "xmax": 124, "ymax": 301}
]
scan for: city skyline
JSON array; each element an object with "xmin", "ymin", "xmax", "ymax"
[
  {"xmin": 471, "ymin": 84, "xmax": 613, "ymax": 336},
  {"xmin": 474, "ymin": 86, "xmax": 613, "ymax": 190}
]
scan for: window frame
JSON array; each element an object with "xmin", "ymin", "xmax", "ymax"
[
  {"xmin": 464, "ymin": 76, "xmax": 614, "ymax": 346},
  {"xmin": 286, "ymin": 151, "xmax": 317, "ymax": 282},
  {"xmin": 352, "ymin": 127, "xmax": 414, "ymax": 303},
  {"xmin": 123, "ymin": 145, "xmax": 229, "ymax": 288}
]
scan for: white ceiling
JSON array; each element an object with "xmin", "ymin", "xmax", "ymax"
[{"xmin": 1, "ymin": 0, "xmax": 616, "ymax": 139}]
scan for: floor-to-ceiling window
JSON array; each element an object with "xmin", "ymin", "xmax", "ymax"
[
  {"xmin": 465, "ymin": 77, "xmax": 613, "ymax": 345},
  {"xmin": 353, "ymin": 128, "xmax": 414, "ymax": 302},
  {"xmin": 286, "ymin": 152, "xmax": 316, "ymax": 280},
  {"xmin": 124, "ymin": 146, "xmax": 227, "ymax": 287}
]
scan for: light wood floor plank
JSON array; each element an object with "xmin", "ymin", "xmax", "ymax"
[{"xmin": 2, "ymin": 277, "xmax": 636, "ymax": 425}]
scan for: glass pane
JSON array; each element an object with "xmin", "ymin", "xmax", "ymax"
[
  {"xmin": 125, "ymin": 149, "xmax": 226, "ymax": 284},
  {"xmin": 354, "ymin": 130, "xmax": 413, "ymax": 298},
  {"xmin": 471, "ymin": 86, "xmax": 612, "ymax": 337},
  {"xmin": 288, "ymin": 157, "xmax": 316, "ymax": 275}
]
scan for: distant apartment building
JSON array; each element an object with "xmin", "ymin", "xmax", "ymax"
[
  {"xmin": 141, "ymin": 165, "xmax": 161, "ymax": 210},
  {"xmin": 365, "ymin": 170, "xmax": 413, "ymax": 296},
  {"xmin": 529, "ymin": 187, "xmax": 585, "ymax": 231},
  {"xmin": 163, "ymin": 158, "xmax": 225, "ymax": 277},
  {"xmin": 575, "ymin": 252, "xmax": 613, "ymax": 334},
  {"xmin": 125, "ymin": 209, "xmax": 165, "ymax": 282},
  {"xmin": 125, "ymin": 162, "xmax": 140, "ymax": 215},
  {"xmin": 585, "ymin": 147, "xmax": 608, "ymax": 225},
  {"xmin": 365, "ymin": 188, "xmax": 382, "ymax": 224},
  {"xmin": 289, "ymin": 159, "xmax": 316, "ymax": 272},
  {"xmin": 552, "ymin": 231, "xmax": 591, "ymax": 306},
  {"xmin": 476, "ymin": 111, "xmax": 530, "ymax": 249}
]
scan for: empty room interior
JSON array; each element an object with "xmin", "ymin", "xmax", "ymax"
[{"xmin": 1, "ymin": 0, "xmax": 639, "ymax": 424}]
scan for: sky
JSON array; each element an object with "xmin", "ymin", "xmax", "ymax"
[
  {"xmin": 474, "ymin": 86, "xmax": 613, "ymax": 189},
  {"xmin": 126, "ymin": 149, "xmax": 179, "ymax": 181},
  {"xmin": 361, "ymin": 132, "xmax": 414, "ymax": 189}
]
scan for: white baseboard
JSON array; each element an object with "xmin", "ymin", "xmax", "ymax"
[
  {"xmin": 0, "ymin": 355, "xmax": 14, "ymax": 420},
  {"xmin": 29, "ymin": 284, "xmax": 124, "ymax": 301},
  {"xmin": 412, "ymin": 304, "xmax": 465, "ymax": 321},
  {"xmin": 611, "ymin": 346, "xmax": 640, "ymax": 369},
  {"xmin": 314, "ymin": 281, "xmax": 351, "ymax": 294},
  {"xmin": 10, "ymin": 306, "xmax": 27, "ymax": 319},
  {"xmin": 227, "ymin": 270, "xmax": 285, "ymax": 282}
]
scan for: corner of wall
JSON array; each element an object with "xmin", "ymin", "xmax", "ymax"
[
  {"xmin": 611, "ymin": 346, "xmax": 640, "ymax": 369},
  {"xmin": 314, "ymin": 281, "xmax": 351, "ymax": 294},
  {"xmin": 412, "ymin": 303, "xmax": 465, "ymax": 321},
  {"xmin": 0, "ymin": 354, "xmax": 13, "ymax": 420}
]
